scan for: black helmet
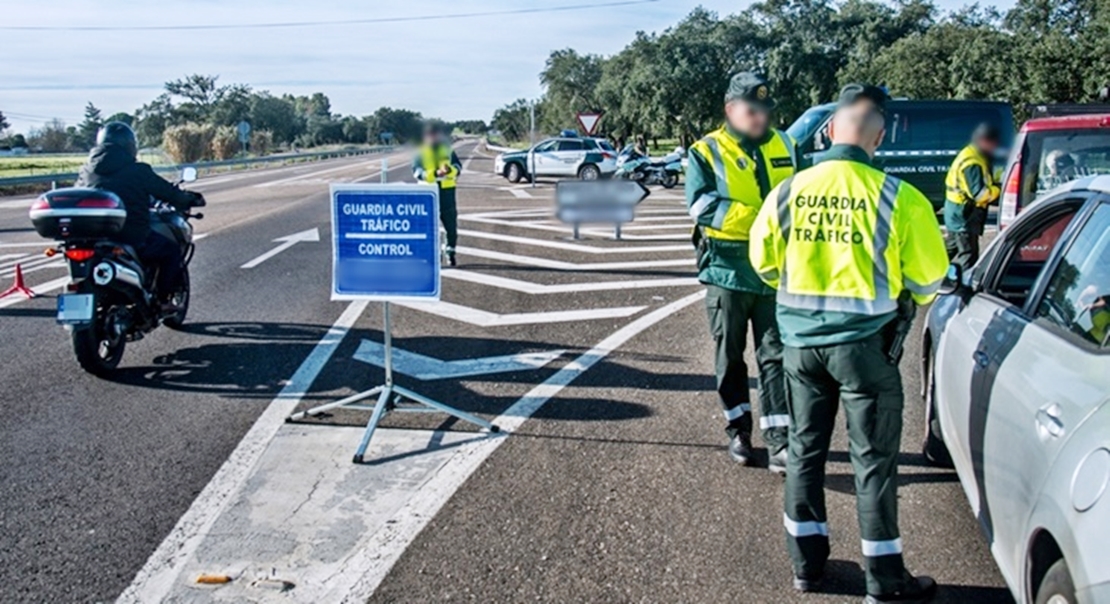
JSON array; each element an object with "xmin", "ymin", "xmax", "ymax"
[{"xmin": 97, "ymin": 121, "xmax": 137, "ymax": 158}]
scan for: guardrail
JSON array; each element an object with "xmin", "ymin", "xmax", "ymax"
[{"xmin": 0, "ymin": 145, "xmax": 397, "ymax": 189}]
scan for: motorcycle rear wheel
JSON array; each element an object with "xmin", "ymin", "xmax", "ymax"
[
  {"xmin": 163, "ymin": 267, "xmax": 190, "ymax": 330},
  {"xmin": 73, "ymin": 307, "xmax": 126, "ymax": 376},
  {"xmin": 661, "ymin": 173, "xmax": 679, "ymax": 189}
]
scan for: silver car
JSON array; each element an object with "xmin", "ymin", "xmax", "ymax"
[{"xmin": 922, "ymin": 177, "xmax": 1110, "ymax": 604}]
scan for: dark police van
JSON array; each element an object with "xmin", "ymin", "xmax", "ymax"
[{"xmin": 786, "ymin": 100, "xmax": 1014, "ymax": 210}]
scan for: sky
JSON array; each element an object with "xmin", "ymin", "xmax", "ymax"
[{"xmin": 2, "ymin": 0, "xmax": 1015, "ymax": 133}]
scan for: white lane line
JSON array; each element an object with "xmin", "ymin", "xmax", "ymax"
[
  {"xmin": 456, "ymin": 246, "xmax": 690, "ymax": 271},
  {"xmin": 442, "ymin": 269, "xmax": 697, "ymax": 294},
  {"xmin": 240, "ymin": 228, "xmax": 320, "ymax": 269},
  {"xmin": 0, "ymin": 258, "xmax": 64, "ymax": 279},
  {"xmin": 119, "ymin": 300, "xmax": 370, "ymax": 603},
  {"xmin": 501, "ymin": 187, "xmax": 533, "ymax": 199},
  {"xmin": 0, "ymin": 253, "xmax": 29, "ymax": 262},
  {"xmin": 394, "ymin": 299, "xmax": 645, "ymax": 327},
  {"xmin": 253, "ymin": 157, "xmax": 394, "ymax": 188},
  {"xmin": 0, "ymin": 276, "xmax": 70, "ymax": 309},
  {"xmin": 460, "ymin": 229, "xmax": 688, "ymax": 254},
  {"xmin": 336, "ymin": 290, "xmax": 707, "ymax": 601},
  {"xmin": 0, "ymin": 242, "xmax": 53, "ymax": 249}
]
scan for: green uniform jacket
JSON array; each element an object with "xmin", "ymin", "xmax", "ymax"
[{"xmin": 685, "ymin": 126, "xmax": 794, "ymax": 294}]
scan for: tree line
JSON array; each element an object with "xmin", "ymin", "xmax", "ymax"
[
  {"xmin": 0, "ymin": 75, "xmax": 488, "ymax": 162},
  {"xmin": 493, "ymin": 0, "xmax": 1110, "ymax": 148}
]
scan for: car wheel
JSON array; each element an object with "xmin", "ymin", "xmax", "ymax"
[
  {"xmin": 506, "ymin": 163, "xmax": 523, "ymax": 183},
  {"xmin": 922, "ymin": 350, "xmax": 954, "ymax": 468},
  {"xmin": 578, "ymin": 164, "xmax": 601, "ymax": 181},
  {"xmin": 1035, "ymin": 559, "xmax": 1076, "ymax": 604}
]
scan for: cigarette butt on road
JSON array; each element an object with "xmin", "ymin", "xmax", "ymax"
[{"xmin": 196, "ymin": 574, "xmax": 233, "ymax": 585}]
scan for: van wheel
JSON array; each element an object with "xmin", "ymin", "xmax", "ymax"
[
  {"xmin": 506, "ymin": 163, "xmax": 523, "ymax": 183},
  {"xmin": 578, "ymin": 164, "xmax": 601, "ymax": 181},
  {"xmin": 1035, "ymin": 559, "xmax": 1076, "ymax": 604},
  {"xmin": 922, "ymin": 351, "xmax": 954, "ymax": 468}
]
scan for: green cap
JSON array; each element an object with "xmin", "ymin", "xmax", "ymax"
[
  {"xmin": 837, "ymin": 84, "xmax": 890, "ymax": 114},
  {"xmin": 725, "ymin": 72, "xmax": 775, "ymax": 111}
]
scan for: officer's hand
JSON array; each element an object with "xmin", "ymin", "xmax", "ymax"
[{"xmin": 190, "ymin": 192, "xmax": 207, "ymax": 207}]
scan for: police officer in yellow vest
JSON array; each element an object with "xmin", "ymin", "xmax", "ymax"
[
  {"xmin": 944, "ymin": 123, "xmax": 1001, "ymax": 270},
  {"xmin": 750, "ymin": 85, "xmax": 948, "ymax": 603},
  {"xmin": 686, "ymin": 72, "xmax": 796, "ymax": 470},
  {"xmin": 413, "ymin": 122, "xmax": 463, "ymax": 266}
]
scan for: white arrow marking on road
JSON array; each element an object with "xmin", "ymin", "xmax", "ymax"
[
  {"xmin": 393, "ymin": 300, "xmax": 644, "ymax": 327},
  {"xmin": 442, "ymin": 269, "xmax": 697, "ymax": 294},
  {"xmin": 353, "ymin": 339, "xmax": 564, "ymax": 380},
  {"xmin": 240, "ymin": 228, "xmax": 320, "ymax": 269}
]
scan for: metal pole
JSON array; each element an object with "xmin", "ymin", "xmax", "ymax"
[
  {"xmin": 382, "ymin": 301, "xmax": 393, "ymax": 387},
  {"xmin": 615, "ymin": 223, "xmax": 622, "ymax": 240},
  {"xmin": 530, "ymin": 101, "xmax": 537, "ymax": 189},
  {"xmin": 381, "ymin": 157, "xmax": 388, "ymax": 184}
]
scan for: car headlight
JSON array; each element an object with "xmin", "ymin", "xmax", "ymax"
[{"xmin": 1071, "ymin": 448, "xmax": 1110, "ymax": 512}]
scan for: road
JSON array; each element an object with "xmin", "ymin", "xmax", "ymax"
[{"xmin": 0, "ymin": 142, "xmax": 1011, "ymax": 603}]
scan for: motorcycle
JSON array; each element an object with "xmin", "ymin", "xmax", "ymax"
[
  {"xmin": 614, "ymin": 145, "xmax": 684, "ymax": 189},
  {"xmin": 29, "ymin": 167, "xmax": 206, "ymax": 375}
]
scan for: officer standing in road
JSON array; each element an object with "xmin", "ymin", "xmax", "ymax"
[
  {"xmin": 749, "ymin": 85, "xmax": 948, "ymax": 603},
  {"xmin": 685, "ymin": 72, "xmax": 797, "ymax": 470},
  {"xmin": 413, "ymin": 122, "xmax": 463, "ymax": 266},
  {"xmin": 944, "ymin": 123, "xmax": 1002, "ymax": 269}
]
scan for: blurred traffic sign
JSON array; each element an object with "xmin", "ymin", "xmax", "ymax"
[
  {"xmin": 576, "ymin": 112, "xmax": 603, "ymax": 136},
  {"xmin": 237, "ymin": 120, "xmax": 251, "ymax": 144},
  {"xmin": 556, "ymin": 180, "xmax": 649, "ymax": 239},
  {"xmin": 330, "ymin": 184, "xmax": 441, "ymax": 300}
]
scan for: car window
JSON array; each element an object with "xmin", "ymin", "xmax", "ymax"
[
  {"xmin": 883, "ymin": 106, "xmax": 1009, "ymax": 152},
  {"xmin": 533, "ymin": 140, "xmax": 556, "ymax": 153},
  {"xmin": 596, "ymin": 140, "xmax": 615, "ymax": 151},
  {"xmin": 991, "ymin": 205, "xmax": 1079, "ymax": 306},
  {"xmin": 787, "ymin": 106, "xmax": 832, "ymax": 152},
  {"xmin": 1022, "ymin": 130, "xmax": 1110, "ymax": 199},
  {"xmin": 558, "ymin": 140, "xmax": 584, "ymax": 152},
  {"xmin": 1035, "ymin": 203, "xmax": 1110, "ymax": 347}
]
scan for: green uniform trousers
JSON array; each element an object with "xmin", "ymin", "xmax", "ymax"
[
  {"xmin": 439, "ymin": 185, "xmax": 458, "ymax": 252},
  {"xmin": 782, "ymin": 333, "xmax": 908, "ymax": 596},
  {"xmin": 704, "ymin": 284, "xmax": 789, "ymax": 450}
]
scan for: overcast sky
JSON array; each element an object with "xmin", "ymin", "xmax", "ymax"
[{"xmin": 3, "ymin": 0, "xmax": 1013, "ymax": 133}]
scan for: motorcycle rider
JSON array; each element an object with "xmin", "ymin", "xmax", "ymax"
[{"xmin": 76, "ymin": 122, "xmax": 203, "ymax": 312}]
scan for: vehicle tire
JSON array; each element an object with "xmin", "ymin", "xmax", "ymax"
[
  {"xmin": 73, "ymin": 307, "xmax": 126, "ymax": 376},
  {"xmin": 163, "ymin": 267, "xmax": 190, "ymax": 330},
  {"xmin": 922, "ymin": 350, "xmax": 954, "ymax": 468},
  {"xmin": 578, "ymin": 164, "xmax": 601, "ymax": 181},
  {"xmin": 661, "ymin": 173, "xmax": 679, "ymax": 189},
  {"xmin": 506, "ymin": 163, "xmax": 523, "ymax": 183},
  {"xmin": 1035, "ymin": 559, "xmax": 1076, "ymax": 604}
]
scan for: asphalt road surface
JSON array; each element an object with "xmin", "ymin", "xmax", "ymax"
[{"xmin": 0, "ymin": 141, "xmax": 1012, "ymax": 603}]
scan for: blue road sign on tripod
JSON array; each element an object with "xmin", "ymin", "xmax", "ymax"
[{"xmin": 330, "ymin": 184, "xmax": 441, "ymax": 301}]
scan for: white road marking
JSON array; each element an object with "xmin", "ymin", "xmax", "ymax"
[
  {"xmin": 501, "ymin": 187, "xmax": 533, "ymax": 199},
  {"xmin": 442, "ymin": 269, "xmax": 697, "ymax": 294},
  {"xmin": 338, "ymin": 290, "xmax": 708, "ymax": 601},
  {"xmin": 0, "ymin": 276, "xmax": 70, "ymax": 309},
  {"xmin": 0, "ymin": 258, "xmax": 64, "ymax": 279},
  {"xmin": 459, "ymin": 229, "xmax": 688, "ymax": 254},
  {"xmin": 0, "ymin": 242, "xmax": 53, "ymax": 249},
  {"xmin": 394, "ymin": 299, "xmax": 645, "ymax": 327},
  {"xmin": 456, "ymin": 246, "xmax": 691, "ymax": 270},
  {"xmin": 253, "ymin": 158, "xmax": 389, "ymax": 188},
  {"xmin": 0, "ymin": 253, "xmax": 29, "ymax": 262},
  {"xmin": 353, "ymin": 339, "xmax": 565, "ymax": 380},
  {"xmin": 119, "ymin": 299, "xmax": 370, "ymax": 603},
  {"xmin": 240, "ymin": 228, "xmax": 320, "ymax": 269}
]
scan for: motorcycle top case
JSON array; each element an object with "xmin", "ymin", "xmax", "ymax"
[{"xmin": 30, "ymin": 188, "xmax": 126, "ymax": 239}]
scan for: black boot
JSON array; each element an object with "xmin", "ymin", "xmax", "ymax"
[
  {"xmin": 448, "ymin": 252, "xmax": 457, "ymax": 267},
  {"xmin": 864, "ymin": 575, "xmax": 937, "ymax": 604},
  {"xmin": 729, "ymin": 432, "xmax": 753, "ymax": 465}
]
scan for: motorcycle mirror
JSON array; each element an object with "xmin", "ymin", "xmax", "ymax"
[{"xmin": 181, "ymin": 166, "xmax": 198, "ymax": 183}]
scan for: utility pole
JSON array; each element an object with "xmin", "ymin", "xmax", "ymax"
[{"xmin": 530, "ymin": 100, "xmax": 537, "ymax": 189}]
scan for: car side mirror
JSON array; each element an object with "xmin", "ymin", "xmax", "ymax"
[
  {"xmin": 181, "ymin": 166, "xmax": 198, "ymax": 183},
  {"xmin": 938, "ymin": 263, "xmax": 964, "ymax": 296}
]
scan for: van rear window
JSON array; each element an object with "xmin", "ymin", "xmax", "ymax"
[
  {"xmin": 883, "ymin": 108, "xmax": 1008, "ymax": 152},
  {"xmin": 1022, "ymin": 130, "xmax": 1110, "ymax": 198}
]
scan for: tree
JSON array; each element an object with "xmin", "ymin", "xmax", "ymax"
[
  {"xmin": 77, "ymin": 102, "xmax": 104, "ymax": 150},
  {"xmin": 491, "ymin": 99, "xmax": 536, "ymax": 143},
  {"xmin": 30, "ymin": 119, "xmax": 70, "ymax": 152},
  {"xmin": 366, "ymin": 107, "xmax": 424, "ymax": 143},
  {"xmin": 135, "ymin": 93, "xmax": 176, "ymax": 147},
  {"xmin": 165, "ymin": 74, "xmax": 224, "ymax": 122},
  {"xmin": 0, "ymin": 110, "xmax": 9, "ymax": 133},
  {"xmin": 539, "ymin": 49, "xmax": 605, "ymax": 132},
  {"xmin": 249, "ymin": 93, "xmax": 301, "ymax": 144}
]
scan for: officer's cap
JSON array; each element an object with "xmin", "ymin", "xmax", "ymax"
[
  {"xmin": 837, "ymin": 84, "xmax": 890, "ymax": 115},
  {"xmin": 725, "ymin": 72, "xmax": 775, "ymax": 111}
]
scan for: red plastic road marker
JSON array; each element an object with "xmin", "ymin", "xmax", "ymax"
[{"xmin": 0, "ymin": 264, "xmax": 37, "ymax": 299}]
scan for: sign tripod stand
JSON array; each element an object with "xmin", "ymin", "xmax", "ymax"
[{"xmin": 287, "ymin": 158, "xmax": 498, "ymax": 464}]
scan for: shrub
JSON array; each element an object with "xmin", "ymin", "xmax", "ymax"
[
  {"xmin": 162, "ymin": 123, "xmax": 215, "ymax": 164},
  {"xmin": 251, "ymin": 130, "xmax": 274, "ymax": 156},
  {"xmin": 210, "ymin": 125, "xmax": 240, "ymax": 160}
]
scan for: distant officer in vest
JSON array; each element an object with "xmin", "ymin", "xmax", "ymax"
[
  {"xmin": 686, "ymin": 72, "xmax": 797, "ymax": 471},
  {"xmin": 750, "ymin": 85, "xmax": 948, "ymax": 603},
  {"xmin": 944, "ymin": 123, "xmax": 1002, "ymax": 269},
  {"xmin": 413, "ymin": 122, "xmax": 462, "ymax": 266}
]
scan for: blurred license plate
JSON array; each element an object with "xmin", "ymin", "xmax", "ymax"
[{"xmin": 57, "ymin": 294, "xmax": 94, "ymax": 325}]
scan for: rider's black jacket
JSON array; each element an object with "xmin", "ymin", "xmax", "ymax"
[{"xmin": 77, "ymin": 143, "xmax": 196, "ymax": 245}]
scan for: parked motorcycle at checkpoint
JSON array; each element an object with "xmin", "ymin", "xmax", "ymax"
[
  {"xmin": 29, "ymin": 167, "xmax": 206, "ymax": 375},
  {"xmin": 614, "ymin": 145, "xmax": 684, "ymax": 189}
]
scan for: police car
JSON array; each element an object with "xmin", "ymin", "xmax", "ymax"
[
  {"xmin": 921, "ymin": 178, "xmax": 1110, "ymax": 603},
  {"xmin": 494, "ymin": 135, "xmax": 618, "ymax": 183}
]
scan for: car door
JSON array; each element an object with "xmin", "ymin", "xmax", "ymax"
[
  {"xmin": 987, "ymin": 196, "xmax": 1110, "ymax": 581},
  {"xmin": 553, "ymin": 139, "xmax": 585, "ymax": 176},
  {"xmin": 529, "ymin": 140, "xmax": 559, "ymax": 176},
  {"xmin": 935, "ymin": 195, "xmax": 1084, "ymax": 532}
]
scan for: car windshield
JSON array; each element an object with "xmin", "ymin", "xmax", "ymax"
[
  {"xmin": 1023, "ymin": 130, "xmax": 1110, "ymax": 198},
  {"xmin": 786, "ymin": 107, "xmax": 832, "ymax": 143},
  {"xmin": 596, "ymin": 140, "xmax": 615, "ymax": 151}
]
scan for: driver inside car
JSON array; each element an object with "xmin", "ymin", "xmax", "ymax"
[{"xmin": 76, "ymin": 122, "xmax": 203, "ymax": 313}]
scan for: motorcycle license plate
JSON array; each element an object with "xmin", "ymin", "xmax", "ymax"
[{"xmin": 56, "ymin": 294, "xmax": 94, "ymax": 325}]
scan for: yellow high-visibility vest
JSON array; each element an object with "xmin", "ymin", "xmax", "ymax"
[
  {"xmin": 420, "ymin": 144, "xmax": 457, "ymax": 189},
  {"xmin": 945, "ymin": 144, "xmax": 998, "ymax": 208},
  {"xmin": 689, "ymin": 128, "xmax": 795, "ymax": 241}
]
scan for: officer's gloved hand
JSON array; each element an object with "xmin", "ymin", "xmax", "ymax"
[{"xmin": 190, "ymin": 192, "xmax": 207, "ymax": 207}]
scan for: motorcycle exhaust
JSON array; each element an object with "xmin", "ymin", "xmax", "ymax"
[{"xmin": 91, "ymin": 260, "xmax": 144, "ymax": 292}]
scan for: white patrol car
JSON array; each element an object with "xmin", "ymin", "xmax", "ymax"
[{"xmin": 494, "ymin": 136, "xmax": 618, "ymax": 183}]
